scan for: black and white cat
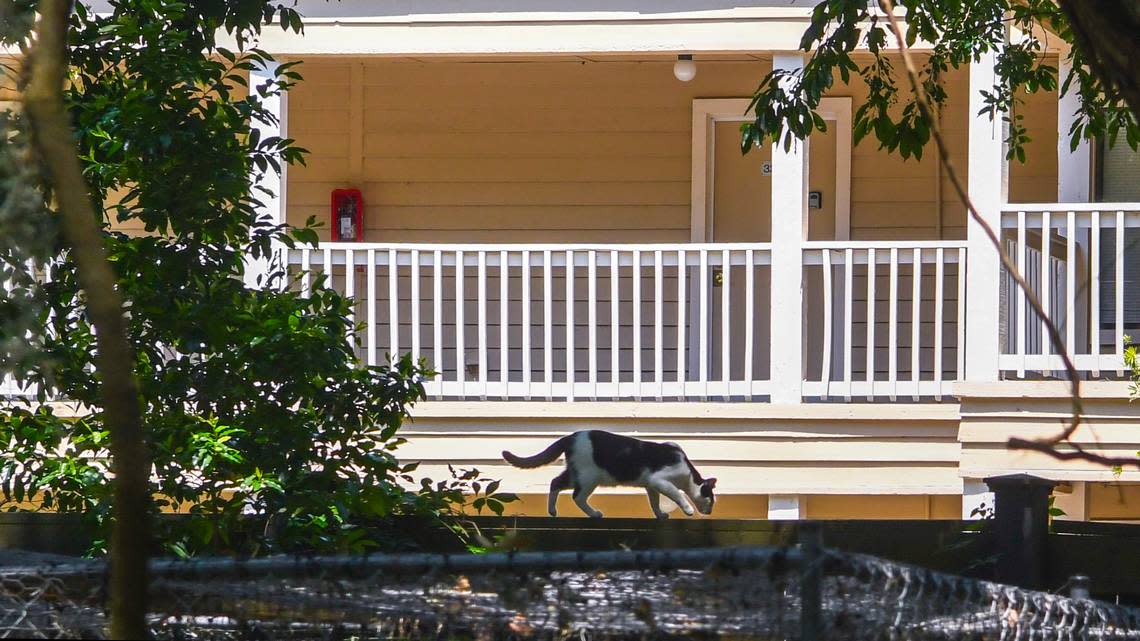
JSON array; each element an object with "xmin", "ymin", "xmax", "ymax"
[{"xmin": 502, "ymin": 430, "xmax": 716, "ymax": 519}]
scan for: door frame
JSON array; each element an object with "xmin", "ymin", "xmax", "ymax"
[{"xmin": 690, "ymin": 97, "xmax": 852, "ymax": 242}]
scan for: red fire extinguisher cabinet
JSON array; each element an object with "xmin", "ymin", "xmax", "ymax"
[{"xmin": 331, "ymin": 188, "xmax": 364, "ymax": 242}]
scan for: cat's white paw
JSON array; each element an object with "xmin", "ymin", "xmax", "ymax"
[{"xmin": 682, "ymin": 506, "xmax": 695, "ymax": 516}]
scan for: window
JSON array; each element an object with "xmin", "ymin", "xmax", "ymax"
[{"xmin": 1096, "ymin": 138, "xmax": 1140, "ymax": 202}]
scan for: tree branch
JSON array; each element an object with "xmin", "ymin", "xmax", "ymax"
[
  {"xmin": 877, "ymin": 0, "xmax": 1091, "ymax": 459},
  {"xmin": 22, "ymin": 0, "xmax": 151, "ymax": 637}
]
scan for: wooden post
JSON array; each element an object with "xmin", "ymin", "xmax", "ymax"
[
  {"xmin": 769, "ymin": 53, "xmax": 807, "ymax": 404},
  {"xmin": 964, "ymin": 49, "xmax": 1005, "ymax": 383},
  {"xmin": 984, "ymin": 473, "xmax": 1057, "ymax": 589}
]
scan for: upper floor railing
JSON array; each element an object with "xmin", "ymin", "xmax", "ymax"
[
  {"xmin": 999, "ymin": 203, "xmax": 1140, "ymax": 379},
  {"xmin": 285, "ymin": 244, "xmax": 773, "ymax": 401},
  {"xmin": 6, "ymin": 202, "xmax": 1139, "ymax": 405},
  {"xmin": 283, "ymin": 239, "xmax": 974, "ymax": 403}
]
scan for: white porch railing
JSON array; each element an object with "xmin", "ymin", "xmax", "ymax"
[
  {"xmin": 285, "ymin": 244, "xmax": 773, "ymax": 401},
  {"xmin": 1000, "ymin": 203, "xmax": 1140, "ymax": 377},
  {"xmin": 802, "ymin": 241, "xmax": 967, "ymax": 402}
]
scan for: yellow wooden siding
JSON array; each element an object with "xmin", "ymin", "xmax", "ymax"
[
  {"xmin": 502, "ymin": 493, "xmax": 769, "ymax": 519},
  {"xmin": 285, "ymin": 55, "xmax": 1062, "ymax": 244},
  {"xmin": 286, "ymin": 58, "xmax": 773, "ymax": 243},
  {"xmin": 1008, "ymin": 71, "xmax": 1060, "ymax": 204},
  {"xmin": 804, "ymin": 494, "xmax": 962, "ymax": 519},
  {"xmin": 1088, "ymin": 483, "xmax": 1140, "ymax": 521},
  {"xmin": 498, "ymin": 493, "xmax": 961, "ymax": 519}
]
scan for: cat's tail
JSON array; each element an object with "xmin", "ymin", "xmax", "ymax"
[{"xmin": 503, "ymin": 435, "xmax": 572, "ymax": 469}]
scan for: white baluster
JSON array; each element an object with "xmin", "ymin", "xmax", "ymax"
[
  {"xmin": 456, "ymin": 250, "xmax": 465, "ymax": 397},
  {"xmin": 566, "ymin": 249, "xmax": 575, "ymax": 402},
  {"xmin": 1017, "ymin": 211, "xmax": 1027, "ymax": 378},
  {"xmin": 588, "ymin": 250, "xmax": 598, "ymax": 400},
  {"xmin": 934, "ymin": 248, "xmax": 944, "ymax": 401},
  {"xmin": 522, "ymin": 250, "xmax": 532, "ymax": 399},
  {"xmin": 367, "ymin": 248, "xmax": 376, "ymax": 367},
  {"xmin": 1091, "ymin": 212, "xmax": 1101, "ymax": 376},
  {"xmin": 1041, "ymin": 211, "xmax": 1051, "ymax": 368},
  {"xmin": 433, "ymin": 249, "xmax": 443, "ymax": 391},
  {"xmin": 821, "ymin": 249, "xmax": 833, "ymax": 400},
  {"xmin": 699, "ymin": 249, "xmax": 709, "ymax": 399},
  {"xmin": 611, "ymin": 249, "xmax": 620, "ymax": 398},
  {"xmin": 911, "ymin": 248, "xmax": 922, "ymax": 400},
  {"xmin": 345, "ymin": 249, "xmax": 355, "ymax": 348},
  {"xmin": 478, "ymin": 251, "xmax": 487, "ymax": 400},
  {"xmin": 843, "ymin": 248, "xmax": 853, "ymax": 401},
  {"xmin": 655, "ymin": 249, "xmax": 664, "ymax": 401},
  {"xmin": 1066, "ymin": 211, "xmax": 1076, "ymax": 359},
  {"xmin": 720, "ymin": 249, "xmax": 731, "ymax": 399},
  {"xmin": 544, "ymin": 249, "xmax": 553, "ymax": 400},
  {"xmin": 889, "ymin": 247, "xmax": 898, "ymax": 401},
  {"xmin": 412, "ymin": 249, "xmax": 421, "ymax": 368},
  {"xmin": 388, "ymin": 249, "xmax": 399, "ymax": 366},
  {"xmin": 301, "ymin": 248, "xmax": 311, "ymax": 296},
  {"xmin": 745, "ymin": 248, "xmax": 755, "ymax": 402},
  {"xmin": 500, "ymin": 250, "xmax": 509, "ymax": 399},
  {"xmin": 677, "ymin": 249, "xmax": 687, "ymax": 395},
  {"xmin": 632, "ymin": 249, "xmax": 642, "ymax": 401},
  {"xmin": 1117, "ymin": 210, "xmax": 1125, "ymax": 373},
  {"xmin": 866, "ymin": 248, "xmax": 877, "ymax": 401}
]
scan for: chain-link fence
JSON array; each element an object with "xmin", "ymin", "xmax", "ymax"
[{"xmin": 2, "ymin": 542, "xmax": 1139, "ymax": 640}]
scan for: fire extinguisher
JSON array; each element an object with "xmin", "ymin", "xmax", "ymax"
[{"xmin": 331, "ymin": 188, "xmax": 363, "ymax": 242}]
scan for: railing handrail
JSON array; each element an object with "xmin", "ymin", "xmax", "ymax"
[
  {"xmin": 284, "ymin": 244, "xmax": 774, "ymax": 268},
  {"xmin": 1000, "ymin": 202, "xmax": 1140, "ymax": 212},
  {"xmin": 804, "ymin": 240, "xmax": 969, "ymax": 249},
  {"xmin": 296, "ymin": 241, "xmax": 774, "ymax": 252}
]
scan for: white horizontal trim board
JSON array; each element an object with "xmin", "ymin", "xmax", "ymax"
[{"xmin": 410, "ymin": 400, "xmax": 961, "ymax": 421}]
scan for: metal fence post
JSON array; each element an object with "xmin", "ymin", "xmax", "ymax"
[{"xmin": 799, "ymin": 522, "xmax": 823, "ymax": 641}]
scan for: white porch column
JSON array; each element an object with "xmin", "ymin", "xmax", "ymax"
[
  {"xmin": 767, "ymin": 495, "xmax": 803, "ymax": 520},
  {"xmin": 769, "ymin": 54, "xmax": 808, "ymax": 404},
  {"xmin": 1057, "ymin": 58, "xmax": 1092, "ymax": 203},
  {"xmin": 964, "ymin": 51, "xmax": 1005, "ymax": 382},
  {"xmin": 244, "ymin": 61, "xmax": 289, "ymax": 289},
  {"xmin": 1057, "ymin": 56, "xmax": 1093, "ymax": 352},
  {"xmin": 962, "ymin": 479, "xmax": 994, "ymax": 519}
]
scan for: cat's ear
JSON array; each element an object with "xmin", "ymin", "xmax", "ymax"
[{"xmin": 706, "ymin": 478, "xmax": 717, "ymax": 489}]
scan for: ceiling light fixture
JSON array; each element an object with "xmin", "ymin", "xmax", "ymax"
[{"xmin": 673, "ymin": 54, "xmax": 696, "ymax": 82}]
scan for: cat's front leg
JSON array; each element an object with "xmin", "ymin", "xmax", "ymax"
[
  {"xmin": 646, "ymin": 488, "xmax": 668, "ymax": 519},
  {"xmin": 649, "ymin": 478, "xmax": 694, "ymax": 517}
]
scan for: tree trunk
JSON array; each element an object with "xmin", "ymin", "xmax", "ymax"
[
  {"xmin": 22, "ymin": 0, "xmax": 152, "ymax": 638},
  {"xmin": 1058, "ymin": 0, "xmax": 1140, "ymax": 121}
]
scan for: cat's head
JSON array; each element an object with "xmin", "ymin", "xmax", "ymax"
[{"xmin": 694, "ymin": 478, "xmax": 717, "ymax": 515}]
